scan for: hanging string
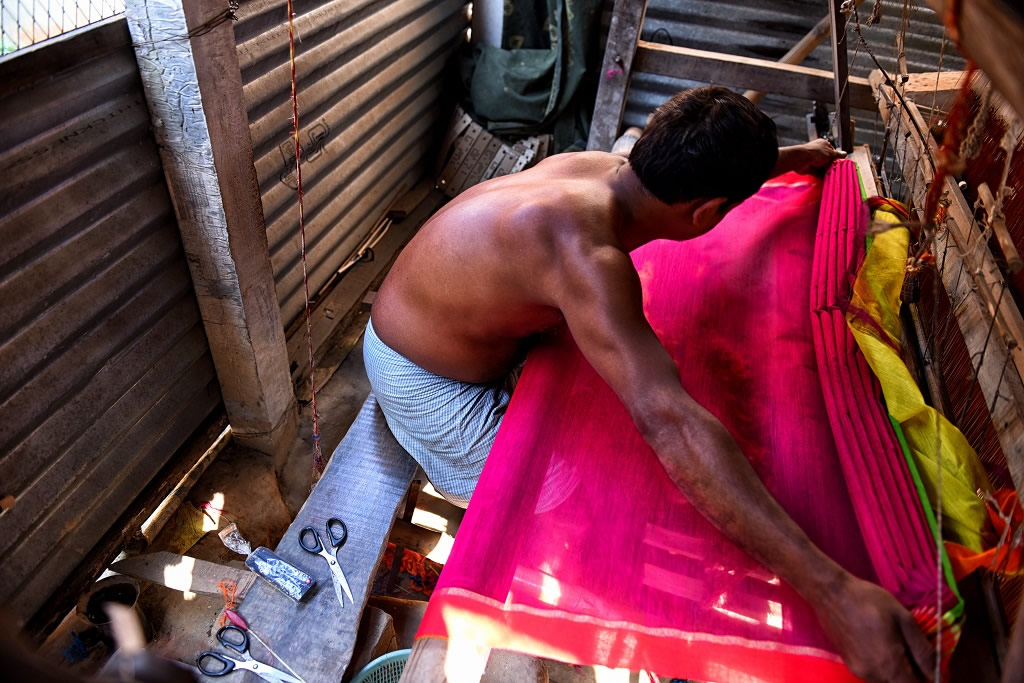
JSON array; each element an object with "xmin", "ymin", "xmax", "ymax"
[
  {"xmin": 928, "ymin": 27, "xmax": 949, "ymax": 129},
  {"xmin": 287, "ymin": 0, "xmax": 326, "ymax": 483}
]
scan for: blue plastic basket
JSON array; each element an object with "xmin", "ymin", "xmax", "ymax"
[{"xmin": 350, "ymin": 649, "xmax": 411, "ymax": 683}]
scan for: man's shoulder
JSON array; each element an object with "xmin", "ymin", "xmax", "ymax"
[
  {"xmin": 502, "ymin": 189, "xmax": 614, "ymax": 253},
  {"xmin": 531, "ymin": 150, "xmax": 627, "ymax": 185},
  {"xmin": 516, "ymin": 157, "xmax": 622, "ymax": 221}
]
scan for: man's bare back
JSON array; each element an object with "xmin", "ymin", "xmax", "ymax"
[{"xmin": 373, "ymin": 151, "xmax": 669, "ymax": 383}]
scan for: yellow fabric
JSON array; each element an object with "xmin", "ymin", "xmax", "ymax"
[{"xmin": 846, "ymin": 209, "xmax": 991, "ymax": 551}]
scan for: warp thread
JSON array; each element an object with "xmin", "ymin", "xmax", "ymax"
[
  {"xmin": 960, "ymin": 87, "xmax": 991, "ymax": 163},
  {"xmin": 868, "ymin": 0, "xmax": 882, "ymax": 25}
]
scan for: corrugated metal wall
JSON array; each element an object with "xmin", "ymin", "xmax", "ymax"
[
  {"xmin": 0, "ymin": 18, "xmax": 221, "ymax": 623},
  {"xmin": 620, "ymin": 0, "xmax": 964, "ymax": 146},
  {"xmin": 234, "ymin": 0, "xmax": 471, "ymax": 326}
]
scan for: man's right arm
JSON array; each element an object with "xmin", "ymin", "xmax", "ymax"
[{"xmin": 549, "ymin": 241, "xmax": 934, "ymax": 682}]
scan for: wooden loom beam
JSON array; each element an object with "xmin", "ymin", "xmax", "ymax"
[
  {"xmin": 743, "ymin": 0, "xmax": 869, "ymax": 105},
  {"xmin": 633, "ymin": 42, "xmax": 876, "ymax": 113},
  {"xmin": 898, "ymin": 70, "xmax": 971, "ymax": 114},
  {"xmin": 874, "ymin": 79, "xmax": 1024, "ymax": 490}
]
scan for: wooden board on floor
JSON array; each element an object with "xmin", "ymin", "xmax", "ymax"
[
  {"xmin": 110, "ymin": 552, "xmax": 255, "ymax": 598},
  {"xmin": 230, "ymin": 395, "xmax": 417, "ymax": 683}
]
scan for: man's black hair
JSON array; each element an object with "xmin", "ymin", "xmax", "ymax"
[{"xmin": 628, "ymin": 86, "xmax": 779, "ymax": 205}]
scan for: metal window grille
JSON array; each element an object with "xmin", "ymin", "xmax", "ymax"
[{"xmin": 1, "ymin": 0, "xmax": 125, "ymax": 55}]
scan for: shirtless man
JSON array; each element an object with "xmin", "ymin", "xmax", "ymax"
[{"xmin": 366, "ymin": 87, "xmax": 934, "ymax": 681}]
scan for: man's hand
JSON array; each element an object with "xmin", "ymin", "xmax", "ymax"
[
  {"xmin": 772, "ymin": 139, "xmax": 848, "ymax": 177},
  {"xmin": 800, "ymin": 138, "xmax": 848, "ymax": 173},
  {"xmin": 815, "ymin": 576, "xmax": 936, "ymax": 682}
]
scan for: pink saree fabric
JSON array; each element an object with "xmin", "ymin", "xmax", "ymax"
[
  {"xmin": 810, "ymin": 161, "xmax": 959, "ymax": 653},
  {"xmin": 417, "ymin": 173, "xmax": 876, "ymax": 680}
]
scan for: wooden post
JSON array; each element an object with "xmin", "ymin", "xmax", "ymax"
[
  {"xmin": 828, "ymin": 0, "xmax": 852, "ymax": 152},
  {"xmin": 587, "ymin": 0, "xmax": 647, "ymax": 151},
  {"xmin": 124, "ymin": 0, "xmax": 298, "ymax": 458}
]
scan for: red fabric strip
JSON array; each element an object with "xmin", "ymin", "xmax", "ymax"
[{"xmin": 809, "ymin": 161, "xmax": 958, "ymax": 627}]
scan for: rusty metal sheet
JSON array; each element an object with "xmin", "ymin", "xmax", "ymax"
[
  {"xmin": 0, "ymin": 20, "xmax": 220, "ymax": 626},
  {"xmin": 234, "ymin": 0, "xmax": 470, "ymax": 325}
]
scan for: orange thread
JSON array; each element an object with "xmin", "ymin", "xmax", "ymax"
[{"xmin": 218, "ymin": 580, "xmax": 239, "ymax": 627}]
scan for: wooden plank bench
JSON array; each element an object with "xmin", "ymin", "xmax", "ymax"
[{"xmin": 229, "ymin": 393, "xmax": 417, "ymax": 682}]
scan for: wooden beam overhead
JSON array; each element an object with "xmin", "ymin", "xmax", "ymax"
[
  {"xmin": 634, "ymin": 41, "xmax": 876, "ymax": 112},
  {"xmin": 744, "ymin": 12, "xmax": 833, "ymax": 104}
]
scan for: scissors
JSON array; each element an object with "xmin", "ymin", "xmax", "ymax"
[
  {"xmin": 298, "ymin": 517, "xmax": 354, "ymax": 608},
  {"xmin": 196, "ymin": 625, "xmax": 304, "ymax": 683}
]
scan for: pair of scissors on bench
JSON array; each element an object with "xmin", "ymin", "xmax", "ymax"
[
  {"xmin": 298, "ymin": 516, "xmax": 355, "ymax": 609},
  {"xmin": 197, "ymin": 625, "xmax": 304, "ymax": 683}
]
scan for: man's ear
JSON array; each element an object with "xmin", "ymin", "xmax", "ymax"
[{"xmin": 691, "ymin": 197, "xmax": 731, "ymax": 231}]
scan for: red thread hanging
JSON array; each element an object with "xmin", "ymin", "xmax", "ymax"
[{"xmin": 286, "ymin": 0, "xmax": 326, "ymax": 482}]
